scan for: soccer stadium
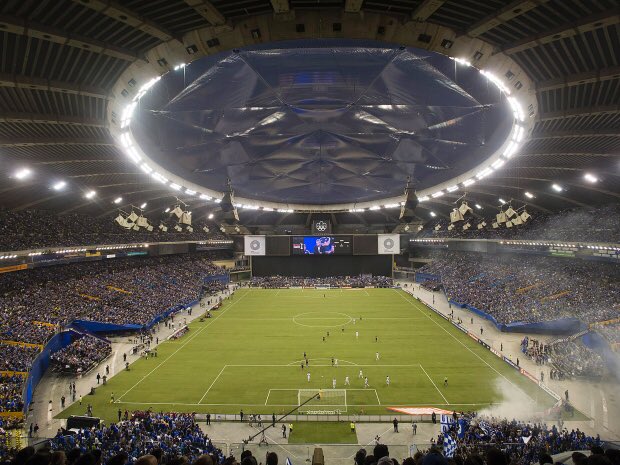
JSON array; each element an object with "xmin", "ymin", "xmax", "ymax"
[{"xmin": 0, "ymin": 2, "xmax": 619, "ymax": 465}]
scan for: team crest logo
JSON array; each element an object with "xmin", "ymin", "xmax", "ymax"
[
  {"xmin": 250, "ymin": 240, "xmax": 261, "ymax": 251},
  {"xmin": 315, "ymin": 221, "xmax": 328, "ymax": 232},
  {"xmin": 383, "ymin": 238, "xmax": 395, "ymax": 250}
]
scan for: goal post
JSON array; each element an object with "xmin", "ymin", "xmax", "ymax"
[{"xmin": 298, "ymin": 389, "xmax": 347, "ymax": 414}]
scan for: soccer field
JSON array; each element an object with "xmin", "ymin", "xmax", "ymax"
[{"xmin": 58, "ymin": 288, "xmax": 557, "ymax": 423}]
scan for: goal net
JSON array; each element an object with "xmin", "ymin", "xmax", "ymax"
[{"xmin": 298, "ymin": 389, "xmax": 347, "ymax": 414}]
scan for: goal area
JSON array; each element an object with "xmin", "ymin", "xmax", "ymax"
[{"xmin": 298, "ymin": 389, "xmax": 347, "ymax": 414}]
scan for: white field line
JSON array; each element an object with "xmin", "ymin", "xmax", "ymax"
[
  {"xmin": 394, "ymin": 290, "xmax": 535, "ymax": 402},
  {"xmin": 198, "ymin": 365, "xmax": 227, "ymax": 404},
  {"xmin": 114, "ymin": 401, "xmax": 497, "ymax": 407},
  {"xmin": 419, "ymin": 364, "xmax": 449, "ymax": 404},
  {"xmin": 375, "ymin": 389, "xmax": 382, "ymax": 405},
  {"xmin": 116, "ymin": 290, "xmax": 249, "ymax": 402}
]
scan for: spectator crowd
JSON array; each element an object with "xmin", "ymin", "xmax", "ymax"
[
  {"xmin": 50, "ymin": 335, "xmax": 112, "ymax": 374},
  {"xmin": 439, "ymin": 411, "xmax": 610, "ymax": 465},
  {"xmin": 250, "ymin": 275, "xmax": 393, "ymax": 288},
  {"xmin": 417, "ymin": 252, "xmax": 620, "ymax": 325},
  {"xmin": 549, "ymin": 340, "xmax": 607, "ymax": 379},
  {"xmin": 2, "ymin": 409, "xmax": 619, "ymax": 465},
  {"xmin": 0, "ymin": 209, "xmax": 229, "ymax": 251}
]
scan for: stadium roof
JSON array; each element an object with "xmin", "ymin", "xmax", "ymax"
[{"xmin": 0, "ymin": 0, "xmax": 618, "ymax": 225}]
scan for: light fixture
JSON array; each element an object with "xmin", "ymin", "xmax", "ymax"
[
  {"xmin": 14, "ymin": 168, "xmax": 32, "ymax": 180},
  {"xmin": 524, "ymin": 191, "xmax": 534, "ymax": 199},
  {"xmin": 499, "ymin": 198, "xmax": 506, "ymax": 205},
  {"xmin": 84, "ymin": 190, "xmax": 96, "ymax": 199},
  {"xmin": 584, "ymin": 173, "xmax": 598, "ymax": 183},
  {"xmin": 164, "ymin": 207, "xmax": 170, "ymax": 213},
  {"xmin": 430, "ymin": 211, "xmax": 436, "ymax": 217},
  {"xmin": 114, "ymin": 197, "xmax": 123, "ymax": 204},
  {"xmin": 208, "ymin": 213, "xmax": 214, "ymax": 219},
  {"xmin": 551, "ymin": 183, "xmax": 563, "ymax": 192},
  {"xmin": 52, "ymin": 181, "xmax": 67, "ymax": 191},
  {"xmin": 140, "ymin": 202, "xmax": 147, "ymax": 209},
  {"xmin": 475, "ymin": 204, "xmax": 482, "ymax": 209}
]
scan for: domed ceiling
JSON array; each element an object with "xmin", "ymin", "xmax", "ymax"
[{"xmin": 129, "ymin": 43, "xmax": 513, "ymax": 205}]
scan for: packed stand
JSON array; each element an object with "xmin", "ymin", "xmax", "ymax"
[
  {"xmin": 550, "ymin": 340, "xmax": 607, "ymax": 379},
  {"xmin": 594, "ymin": 322, "xmax": 620, "ymax": 346},
  {"xmin": 250, "ymin": 275, "xmax": 393, "ymax": 288},
  {"xmin": 416, "ymin": 204, "xmax": 620, "ymax": 243},
  {"xmin": 0, "ymin": 209, "xmax": 230, "ymax": 251},
  {"xmin": 0, "ymin": 253, "xmax": 226, "ymax": 346},
  {"xmin": 0, "ymin": 374, "xmax": 24, "ymax": 413},
  {"xmin": 438, "ymin": 412, "xmax": 608, "ymax": 465},
  {"xmin": 50, "ymin": 335, "xmax": 112, "ymax": 374},
  {"xmin": 48, "ymin": 411, "xmax": 224, "ymax": 464},
  {"xmin": 0, "ymin": 343, "xmax": 40, "ymax": 372},
  {"xmin": 417, "ymin": 251, "xmax": 620, "ymax": 325}
]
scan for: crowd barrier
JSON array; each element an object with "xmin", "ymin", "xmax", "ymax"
[
  {"xmin": 446, "ymin": 300, "xmax": 584, "ymax": 335},
  {"xmin": 22, "ymin": 330, "xmax": 79, "ymax": 413}
]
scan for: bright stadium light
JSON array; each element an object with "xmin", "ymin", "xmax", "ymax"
[
  {"xmin": 584, "ymin": 173, "xmax": 598, "ymax": 183},
  {"xmin": 524, "ymin": 191, "xmax": 534, "ymax": 199},
  {"xmin": 475, "ymin": 204, "xmax": 482, "ymax": 209},
  {"xmin": 14, "ymin": 168, "xmax": 32, "ymax": 180},
  {"xmin": 114, "ymin": 197, "xmax": 123, "ymax": 204},
  {"xmin": 499, "ymin": 198, "xmax": 506, "ymax": 205},
  {"xmin": 140, "ymin": 202, "xmax": 147, "ymax": 209},
  {"xmin": 208, "ymin": 213, "xmax": 214, "ymax": 219},
  {"xmin": 430, "ymin": 211, "xmax": 436, "ymax": 217},
  {"xmin": 84, "ymin": 190, "xmax": 96, "ymax": 199},
  {"xmin": 52, "ymin": 181, "xmax": 67, "ymax": 191},
  {"xmin": 551, "ymin": 183, "xmax": 563, "ymax": 192}
]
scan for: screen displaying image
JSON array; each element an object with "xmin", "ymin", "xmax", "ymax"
[{"xmin": 291, "ymin": 236, "xmax": 352, "ymax": 255}]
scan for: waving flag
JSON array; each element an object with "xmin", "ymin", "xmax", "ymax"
[{"xmin": 443, "ymin": 434, "xmax": 457, "ymax": 458}]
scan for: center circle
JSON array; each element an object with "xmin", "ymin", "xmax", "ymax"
[{"xmin": 293, "ymin": 312, "xmax": 353, "ymax": 328}]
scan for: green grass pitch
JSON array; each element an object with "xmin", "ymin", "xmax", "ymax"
[{"xmin": 58, "ymin": 288, "xmax": 558, "ymax": 423}]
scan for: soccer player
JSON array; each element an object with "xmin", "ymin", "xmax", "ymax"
[
  {"xmin": 335, "ymin": 358, "xmax": 338, "ymax": 367},
  {"xmin": 332, "ymin": 378, "xmax": 337, "ymax": 389},
  {"xmin": 375, "ymin": 336, "xmax": 378, "ymax": 342},
  {"xmin": 331, "ymin": 357, "xmax": 335, "ymax": 367},
  {"xmin": 345, "ymin": 376, "xmax": 350, "ymax": 386},
  {"xmin": 364, "ymin": 377, "xmax": 369, "ymax": 388},
  {"xmin": 444, "ymin": 376, "xmax": 448, "ymax": 387},
  {"xmin": 356, "ymin": 331, "xmax": 359, "ymax": 339},
  {"xmin": 376, "ymin": 352, "xmax": 380, "ymax": 361},
  {"xmin": 301, "ymin": 362, "xmax": 304, "ymax": 370},
  {"xmin": 307, "ymin": 372, "xmax": 311, "ymax": 382},
  {"xmin": 386, "ymin": 375, "xmax": 390, "ymax": 386},
  {"xmin": 358, "ymin": 369, "xmax": 363, "ymax": 379}
]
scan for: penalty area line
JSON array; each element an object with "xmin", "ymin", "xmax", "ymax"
[
  {"xmin": 419, "ymin": 364, "xmax": 449, "ymax": 404},
  {"xmin": 198, "ymin": 365, "xmax": 227, "ymax": 404}
]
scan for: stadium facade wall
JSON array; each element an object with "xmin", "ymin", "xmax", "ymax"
[{"xmin": 252, "ymin": 255, "xmax": 392, "ymax": 277}]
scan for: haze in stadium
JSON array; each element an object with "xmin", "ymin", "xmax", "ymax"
[{"xmin": 0, "ymin": 2, "xmax": 618, "ymax": 465}]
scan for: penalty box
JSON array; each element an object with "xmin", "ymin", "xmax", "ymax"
[{"xmin": 265, "ymin": 388, "xmax": 381, "ymax": 411}]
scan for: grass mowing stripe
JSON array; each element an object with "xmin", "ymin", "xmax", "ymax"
[
  {"xmin": 394, "ymin": 289, "xmax": 535, "ymax": 403},
  {"xmin": 117, "ymin": 290, "xmax": 249, "ymax": 401}
]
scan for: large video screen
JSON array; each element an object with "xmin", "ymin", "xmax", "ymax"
[{"xmin": 292, "ymin": 236, "xmax": 352, "ymax": 255}]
